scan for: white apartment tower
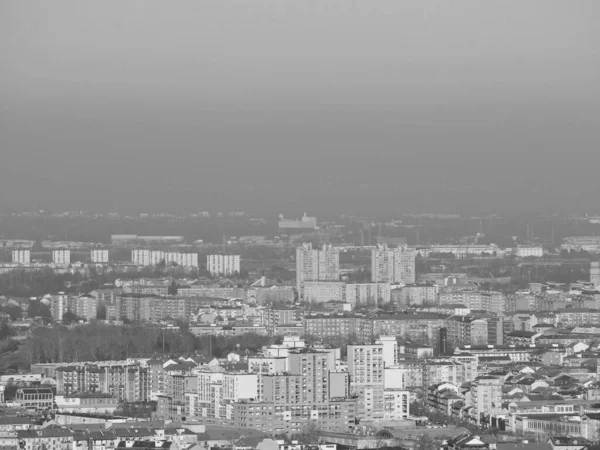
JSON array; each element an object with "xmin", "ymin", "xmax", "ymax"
[
  {"xmin": 371, "ymin": 244, "xmax": 416, "ymax": 285},
  {"xmin": 12, "ymin": 249, "xmax": 31, "ymax": 265},
  {"xmin": 207, "ymin": 254, "xmax": 241, "ymax": 276},
  {"xmin": 91, "ymin": 249, "xmax": 109, "ymax": 263},
  {"xmin": 52, "ymin": 249, "xmax": 71, "ymax": 265},
  {"xmin": 592, "ymin": 262, "xmax": 600, "ymax": 289},
  {"xmin": 347, "ymin": 344, "xmax": 385, "ymax": 420},
  {"xmin": 131, "ymin": 249, "xmax": 151, "ymax": 266},
  {"xmin": 296, "ymin": 243, "xmax": 340, "ymax": 300}
]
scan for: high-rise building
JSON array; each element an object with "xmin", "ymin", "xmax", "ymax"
[
  {"xmin": 371, "ymin": 245, "xmax": 416, "ymax": 285},
  {"xmin": 12, "ymin": 249, "xmax": 31, "ymax": 265},
  {"xmin": 50, "ymin": 293, "xmax": 69, "ymax": 321},
  {"xmin": 296, "ymin": 244, "xmax": 340, "ymax": 300},
  {"xmin": 375, "ymin": 336, "xmax": 398, "ymax": 367},
  {"xmin": 52, "ymin": 249, "xmax": 71, "ymax": 265},
  {"xmin": 592, "ymin": 262, "xmax": 600, "ymax": 289},
  {"xmin": 91, "ymin": 249, "xmax": 109, "ymax": 263},
  {"xmin": 69, "ymin": 294, "xmax": 98, "ymax": 321},
  {"xmin": 347, "ymin": 344, "xmax": 385, "ymax": 420},
  {"xmin": 288, "ymin": 348, "xmax": 330, "ymax": 404},
  {"xmin": 471, "ymin": 376, "xmax": 503, "ymax": 425},
  {"xmin": 207, "ymin": 254, "xmax": 240, "ymax": 276}
]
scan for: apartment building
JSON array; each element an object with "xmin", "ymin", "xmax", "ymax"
[
  {"xmin": 52, "ymin": 249, "xmax": 71, "ymax": 265},
  {"xmin": 304, "ymin": 314, "xmax": 373, "ymax": 343},
  {"xmin": 248, "ymin": 286, "xmax": 295, "ymax": 305},
  {"xmin": 446, "ymin": 316, "xmax": 488, "ymax": 346},
  {"xmin": 265, "ymin": 307, "xmax": 303, "ymax": 335},
  {"xmin": 206, "ymin": 254, "xmax": 241, "ymax": 276},
  {"xmin": 303, "ymin": 281, "xmax": 345, "ymax": 304},
  {"xmin": 345, "ymin": 283, "xmax": 391, "ymax": 308},
  {"xmin": 394, "ymin": 283, "xmax": 439, "ymax": 306},
  {"xmin": 68, "ymin": 294, "xmax": 98, "ymax": 321},
  {"xmin": 470, "ymin": 376, "xmax": 503, "ymax": 425},
  {"xmin": 12, "ymin": 249, "xmax": 31, "ymax": 265},
  {"xmin": 50, "ymin": 293, "xmax": 69, "ymax": 321},
  {"xmin": 371, "ymin": 245, "xmax": 416, "ymax": 285},
  {"xmin": 296, "ymin": 244, "xmax": 340, "ymax": 300},
  {"xmin": 516, "ymin": 246, "xmax": 544, "ymax": 258},
  {"xmin": 56, "ymin": 363, "xmax": 148, "ymax": 402},
  {"xmin": 556, "ymin": 308, "xmax": 600, "ymax": 327},
  {"xmin": 372, "ymin": 313, "xmax": 446, "ymax": 344},
  {"xmin": 347, "ymin": 344, "xmax": 384, "ymax": 420},
  {"xmin": 90, "ymin": 249, "xmax": 109, "ymax": 263}
]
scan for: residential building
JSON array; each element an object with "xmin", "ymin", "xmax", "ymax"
[
  {"xmin": 303, "ymin": 282, "xmax": 345, "ymax": 304},
  {"xmin": 69, "ymin": 294, "xmax": 98, "ymax": 320},
  {"xmin": 304, "ymin": 314, "xmax": 372, "ymax": 343},
  {"xmin": 50, "ymin": 293, "xmax": 69, "ymax": 321},
  {"xmin": 395, "ymin": 283, "xmax": 439, "ymax": 306},
  {"xmin": 296, "ymin": 244, "xmax": 340, "ymax": 300},
  {"xmin": 52, "ymin": 249, "xmax": 71, "ymax": 265},
  {"xmin": 371, "ymin": 245, "xmax": 416, "ymax": 285},
  {"xmin": 447, "ymin": 316, "xmax": 488, "ymax": 346},
  {"xmin": 207, "ymin": 254, "xmax": 241, "ymax": 276},
  {"xmin": 12, "ymin": 249, "xmax": 30, "ymax": 265},
  {"xmin": 591, "ymin": 262, "xmax": 600, "ymax": 289},
  {"xmin": 90, "ymin": 249, "xmax": 109, "ymax": 263},
  {"xmin": 347, "ymin": 344, "xmax": 384, "ymax": 420},
  {"xmin": 375, "ymin": 336, "xmax": 398, "ymax": 367},
  {"xmin": 516, "ymin": 246, "xmax": 544, "ymax": 258},
  {"xmin": 345, "ymin": 283, "xmax": 391, "ymax": 308},
  {"xmin": 470, "ymin": 376, "xmax": 503, "ymax": 425}
]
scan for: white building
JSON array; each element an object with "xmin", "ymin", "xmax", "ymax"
[
  {"xmin": 303, "ymin": 281, "xmax": 345, "ymax": 304},
  {"xmin": 296, "ymin": 243, "xmax": 340, "ymax": 300},
  {"xmin": 371, "ymin": 245, "xmax": 416, "ymax": 285},
  {"xmin": 165, "ymin": 252, "xmax": 199, "ymax": 267},
  {"xmin": 52, "ymin": 249, "xmax": 71, "ymax": 265},
  {"xmin": 222, "ymin": 372, "xmax": 258, "ymax": 401},
  {"xmin": 429, "ymin": 244, "xmax": 501, "ymax": 258},
  {"xmin": 347, "ymin": 344, "xmax": 385, "ymax": 420},
  {"xmin": 50, "ymin": 293, "xmax": 68, "ymax": 321},
  {"xmin": 207, "ymin": 254, "xmax": 240, "ymax": 276},
  {"xmin": 345, "ymin": 283, "xmax": 391, "ymax": 308},
  {"xmin": 131, "ymin": 249, "xmax": 151, "ymax": 266},
  {"xmin": 90, "ymin": 249, "xmax": 109, "ymax": 263},
  {"xmin": 516, "ymin": 246, "xmax": 544, "ymax": 258},
  {"xmin": 591, "ymin": 262, "xmax": 600, "ymax": 289},
  {"xmin": 395, "ymin": 284, "xmax": 439, "ymax": 306},
  {"xmin": 12, "ymin": 249, "xmax": 31, "ymax": 265},
  {"xmin": 375, "ymin": 336, "xmax": 398, "ymax": 367},
  {"xmin": 383, "ymin": 389, "xmax": 410, "ymax": 420}
]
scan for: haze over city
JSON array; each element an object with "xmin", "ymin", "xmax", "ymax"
[{"xmin": 2, "ymin": 1, "xmax": 600, "ymax": 213}]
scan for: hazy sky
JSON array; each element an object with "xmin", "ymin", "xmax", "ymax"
[{"xmin": 1, "ymin": 1, "xmax": 599, "ymax": 213}]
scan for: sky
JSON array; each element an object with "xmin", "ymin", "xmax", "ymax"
[{"xmin": 1, "ymin": 0, "xmax": 599, "ymax": 214}]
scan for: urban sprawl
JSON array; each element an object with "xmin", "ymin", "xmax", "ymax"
[{"xmin": 2, "ymin": 212, "xmax": 600, "ymax": 450}]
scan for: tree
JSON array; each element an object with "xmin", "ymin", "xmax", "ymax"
[
  {"xmin": 62, "ymin": 311, "xmax": 79, "ymax": 325},
  {"xmin": 295, "ymin": 420, "xmax": 321, "ymax": 443}
]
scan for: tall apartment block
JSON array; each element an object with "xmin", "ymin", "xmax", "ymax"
[
  {"xmin": 296, "ymin": 243, "xmax": 340, "ymax": 300},
  {"xmin": 592, "ymin": 262, "xmax": 600, "ymax": 289},
  {"xmin": 52, "ymin": 249, "xmax": 71, "ymax": 265},
  {"xmin": 207, "ymin": 254, "xmax": 240, "ymax": 276},
  {"xmin": 132, "ymin": 250, "xmax": 199, "ymax": 267},
  {"xmin": 91, "ymin": 249, "xmax": 109, "ymax": 263},
  {"xmin": 371, "ymin": 244, "xmax": 416, "ymax": 285},
  {"xmin": 12, "ymin": 249, "xmax": 31, "ymax": 265},
  {"xmin": 347, "ymin": 344, "xmax": 385, "ymax": 420}
]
